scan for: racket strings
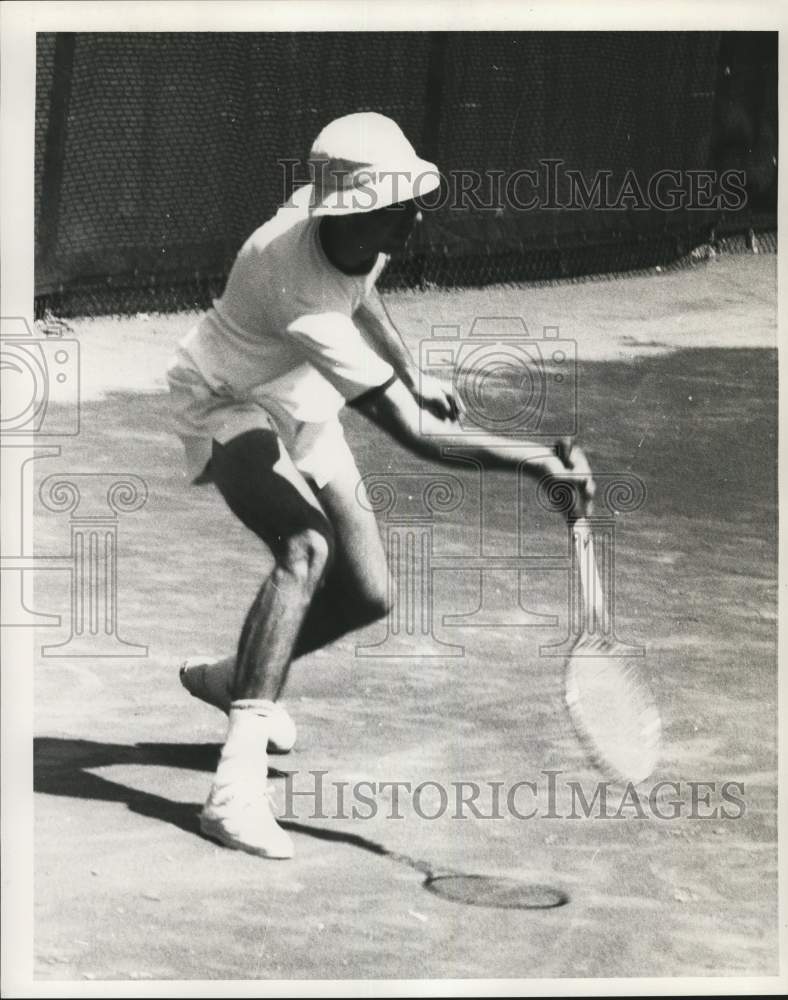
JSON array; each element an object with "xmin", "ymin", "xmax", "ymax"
[
  {"xmin": 566, "ymin": 518, "xmax": 661, "ymax": 784},
  {"xmin": 566, "ymin": 654, "xmax": 661, "ymax": 784}
]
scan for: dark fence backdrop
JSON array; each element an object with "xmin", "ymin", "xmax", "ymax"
[{"xmin": 34, "ymin": 31, "xmax": 777, "ymax": 317}]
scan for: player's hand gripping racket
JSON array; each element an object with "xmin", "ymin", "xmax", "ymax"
[{"xmin": 556, "ymin": 439, "xmax": 661, "ymax": 785}]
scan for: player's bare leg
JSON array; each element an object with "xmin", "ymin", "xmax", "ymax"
[
  {"xmin": 198, "ymin": 429, "xmax": 337, "ymax": 859},
  {"xmin": 181, "ymin": 459, "xmax": 392, "ymax": 715},
  {"xmin": 269, "ymin": 463, "xmax": 394, "ymax": 656},
  {"xmin": 232, "ymin": 527, "xmax": 331, "ymax": 700}
]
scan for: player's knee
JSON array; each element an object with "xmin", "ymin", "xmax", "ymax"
[
  {"xmin": 354, "ymin": 577, "xmax": 393, "ymax": 625},
  {"xmin": 278, "ymin": 527, "xmax": 333, "ymax": 590}
]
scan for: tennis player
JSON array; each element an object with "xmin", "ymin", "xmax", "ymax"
[{"xmin": 167, "ymin": 112, "xmax": 594, "ymax": 858}]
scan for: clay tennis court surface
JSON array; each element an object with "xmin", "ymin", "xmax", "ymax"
[{"xmin": 32, "ymin": 254, "xmax": 777, "ymax": 981}]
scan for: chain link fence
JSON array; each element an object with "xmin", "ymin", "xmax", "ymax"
[{"xmin": 35, "ymin": 31, "xmax": 777, "ymax": 318}]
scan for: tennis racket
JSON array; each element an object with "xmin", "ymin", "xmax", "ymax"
[{"xmin": 557, "ymin": 441, "xmax": 661, "ymax": 785}]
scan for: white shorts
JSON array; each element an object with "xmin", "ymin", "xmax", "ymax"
[{"xmin": 167, "ymin": 362, "xmax": 357, "ymax": 490}]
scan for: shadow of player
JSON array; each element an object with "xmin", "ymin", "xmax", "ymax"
[
  {"xmin": 33, "ymin": 736, "xmax": 399, "ymax": 860},
  {"xmin": 34, "ymin": 739, "xmax": 572, "ymax": 909}
]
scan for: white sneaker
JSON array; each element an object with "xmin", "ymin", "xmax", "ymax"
[
  {"xmin": 179, "ymin": 658, "xmax": 297, "ymax": 754},
  {"xmin": 200, "ymin": 784, "xmax": 294, "ymax": 860}
]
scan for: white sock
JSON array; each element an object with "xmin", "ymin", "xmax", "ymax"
[{"xmin": 211, "ymin": 699, "xmax": 276, "ymax": 797}]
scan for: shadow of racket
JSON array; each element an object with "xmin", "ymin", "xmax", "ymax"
[{"xmin": 279, "ymin": 819, "xmax": 569, "ymax": 910}]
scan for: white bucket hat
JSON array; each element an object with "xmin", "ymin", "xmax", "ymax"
[{"xmin": 305, "ymin": 112, "xmax": 441, "ymax": 216}]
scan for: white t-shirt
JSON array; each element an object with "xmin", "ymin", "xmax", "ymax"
[{"xmin": 170, "ymin": 185, "xmax": 395, "ymax": 423}]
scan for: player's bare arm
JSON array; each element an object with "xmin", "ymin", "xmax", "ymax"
[
  {"xmin": 353, "ymin": 377, "xmax": 595, "ymax": 517},
  {"xmin": 354, "ymin": 291, "xmax": 462, "ymax": 421}
]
